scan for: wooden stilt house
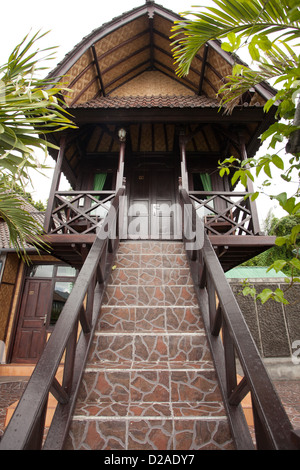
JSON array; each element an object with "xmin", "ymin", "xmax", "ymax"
[{"xmin": 1, "ymin": 1, "xmax": 298, "ymax": 452}]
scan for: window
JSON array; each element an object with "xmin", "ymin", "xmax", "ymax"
[
  {"xmin": 50, "ymin": 281, "xmax": 74, "ymax": 325},
  {"xmin": 27, "ymin": 264, "xmax": 78, "ymax": 327},
  {"xmin": 56, "ymin": 266, "xmax": 76, "ymax": 277},
  {"xmin": 29, "ymin": 264, "xmax": 54, "ymax": 278}
]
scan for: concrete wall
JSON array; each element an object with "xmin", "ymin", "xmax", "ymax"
[{"xmin": 229, "ymin": 279, "xmax": 300, "ymax": 379}]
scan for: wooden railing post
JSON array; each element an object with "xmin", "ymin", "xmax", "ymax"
[
  {"xmin": 116, "ymin": 129, "xmax": 126, "ymax": 190},
  {"xmin": 44, "ymin": 136, "xmax": 66, "ymax": 233},
  {"xmin": 239, "ymin": 133, "xmax": 261, "ymax": 235},
  {"xmin": 179, "ymin": 131, "xmax": 189, "ymax": 192}
]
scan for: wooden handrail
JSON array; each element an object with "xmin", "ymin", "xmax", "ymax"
[
  {"xmin": 180, "ymin": 188, "xmax": 299, "ymax": 450},
  {"xmin": 0, "ymin": 187, "xmax": 125, "ymax": 450}
]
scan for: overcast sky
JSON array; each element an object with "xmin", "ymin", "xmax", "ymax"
[{"xmin": 0, "ymin": 0, "xmax": 296, "ymax": 223}]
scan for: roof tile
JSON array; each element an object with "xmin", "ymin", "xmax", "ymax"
[{"xmin": 71, "ymin": 94, "xmax": 220, "ymax": 109}]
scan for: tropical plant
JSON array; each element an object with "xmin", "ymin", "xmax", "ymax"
[
  {"xmin": 172, "ymin": 0, "xmax": 300, "ymax": 78},
  {"xmin": 0, "ymin": 31, "xmax": 76, "ymax": 261},
  {"xmin": 171, "ymin": 0, "xmax": 300, "ymax": 303}
]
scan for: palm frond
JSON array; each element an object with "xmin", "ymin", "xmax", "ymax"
[
  {"xmin": 171, "ymin": 0, "xmax": 300, "ymax": 77},
  {"xmin": 0, "ymin": 31, "xmax": 75, "ymax": 260},
  {"xmin": 0, "ymin": 189, "xmax": 48, "ymax": 263}
]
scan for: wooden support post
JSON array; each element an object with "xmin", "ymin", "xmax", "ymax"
[
  {"xmin": 44, "ymin": 136, "xmax": 66, "ymax": 233},
  {"xmin": 239, "ymin": 132, "xmax": 261, "ymax": 235},
  {"xmin": 179, "ymin": 131, "xmax": 189, "ymax": 191},
  {"xmin": 116, "ymin": 129, "xmax": 126, "ymax": 190}
]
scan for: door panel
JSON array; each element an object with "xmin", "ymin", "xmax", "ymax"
[
  {"xmin": 129, "ymin": 165, "xmax": 180, "ymax": 239},
  {"xmin": 12, "ymin": 279, "xmax": 52, "ymax": 363}
]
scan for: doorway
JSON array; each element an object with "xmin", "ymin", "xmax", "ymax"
[
  {"xmin": 11, "ymin": 264, "xmax": 77, "ymax": 363},
  {"xmin": 127, "ymin": 163, "xmax": 180, "ymax": 239},
  {"xmin": 11, "ymin": 278, "xmax": 52, "ymax": 363}
]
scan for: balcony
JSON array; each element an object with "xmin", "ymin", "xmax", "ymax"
[
  {"xmin": 189, "ymin": 190, "xmax": 260, "ymax": 236},
  {"xmin": 43, "ymin": 190, "xmax": 116, "ymax": 266}
]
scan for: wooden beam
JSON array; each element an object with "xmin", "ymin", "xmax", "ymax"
[
  {"xmin": 198, "ymin": 44, "xmax": 209, "ymax": 95},
  {"xmin": 101, "ymin": 45, "xmax": 149, "ymax": 77},
  {"xmin": 103, "ymin": 59, "xmax": 150, "ymax": 94},
  {"xmin": 91, "ymin": 44, "xmax": 106, "ymax": 97},
  {"xmin": 149, "ymin": 15, "xmax": 154, "ymax": 69},
  {"xmin": 42, "ymin": 234, "xmax": 96, "ymax": 245},
  {"xmin": 71, "ymin": 106, "xmax": 265, "ymax": 125},
  {"xmin": 208, "ymin": 235, "xmax": 276, "ymax": 247}
]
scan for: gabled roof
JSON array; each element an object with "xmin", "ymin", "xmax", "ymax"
[
  {"xmin": 45, "ymin": 1, "xmax": 277, "ymax": 188},
  {"xmin": 49, "ymin": 1, "xmax": 275, "ymax": 109}
]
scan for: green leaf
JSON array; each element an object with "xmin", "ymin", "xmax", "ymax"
[
  {"xmin": 268, "ymin": 259, "xmax": 287, "ymax": 272},
  {"xmin": 275, "ymin": 236, "xmax": 290, "ymax": 247},
  {"xmin": 221, "ymin": 42, "xmax": 234, "ymax": 52},
  {"xmin": 271, "ymin": 154, "xmax": 284, "ymax": 170},
  {"xmin": 248, "ymin": 41, "xmax": 260, "ymax": 61},
  {"xmin": 264, "ymin": 163, "xmax": 272, "ymax": 178},
  {"xmin": 242, "ymin": 286, "xmax": 257, "ymax": 299},
  {"xmin": 290, "ymin": 257, "xmax": 300, "ymax": 270},
  {"xmin": 273, "ymin": 288, "xmax": 289, "ymax": 305},
  {"xmin": 257, "ymin": 35, "xmax": 273, "ymax": 51},
  {"xmin": 257, "ymin": 288, "xmax": 274, "ymax": 304},
  {"xmin": 290, "ymin": 224, "xmax": 300, "ymax": 243}
]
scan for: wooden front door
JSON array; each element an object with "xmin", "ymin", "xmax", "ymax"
[
  {"xmin": 12, "ymin": 279, "xmax": 52, "ymax": 363},
  {"xmin": 128, "ymin": 165, "xmax": 180, "ymax": 239}
]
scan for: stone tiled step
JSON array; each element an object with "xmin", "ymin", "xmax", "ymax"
[
  {"xmin": 73, "ymin": 367, "xmax": 222, "ymax": 404},
  {"xmin": 97, "ymin": 306, "xmax": 205, "ymax": 332},
  {"xmin": 72, "ymin": 399, "xmax": 227, "ymax": 419},
  {"xmin": 113, "ymin": 253, "xmax": 189, "ymax": 269},
  {"xmin": 117, "ymin": 241, "xmax": 185, "ymax": 255},
  {"xmin": 65, "ymin": 417, "xmax": 234, "ymax": 450},
  {"xmin": 102, "ymin": 285, "xmax": 198, "ymax": 307},
  {"xmin": 108, "ymin": 268, "xmax": 193, "ymax": 286},
  {"xmin": 86, "ymin": 332, "xmax": 212, "ymax": 364}
]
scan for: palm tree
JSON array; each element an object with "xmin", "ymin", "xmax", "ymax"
[{"xmin": 0, "ymin": 31, "xmax": 76, "ymax": 261}]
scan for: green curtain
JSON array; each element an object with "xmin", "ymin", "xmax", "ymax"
[
  {"xmin": 91, "ymin": 173, "xmax": 107, "ymax": 216},
  {"xmin": 200, "ymin": 173, "xmax": 212, "ymax": 192},
  {"xmin": 93, "ymin": 173, "xmax": 107, "ymax": 191}
]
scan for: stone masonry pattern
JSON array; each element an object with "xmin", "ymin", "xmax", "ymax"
[{"xmin": 64, "ymin": 241, "xmax": 234, "ymax": 450}]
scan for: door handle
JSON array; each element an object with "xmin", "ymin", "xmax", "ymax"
[{"xmin": 42, "ymin": 314, "xmax": 47, "ymax": 325}]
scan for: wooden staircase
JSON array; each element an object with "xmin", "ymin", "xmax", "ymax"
[{"xmin": 63, "ymin": 241, "xmax": 234, "ymax": 450}]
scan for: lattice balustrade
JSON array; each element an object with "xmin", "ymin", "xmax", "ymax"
[
  {"xmin": 48, "ymin": 191, "xmax": 116, "ymax": 235},
  {"xmin": 189, "ymin": 191, "xmax": 256, "ymax": 236}
]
